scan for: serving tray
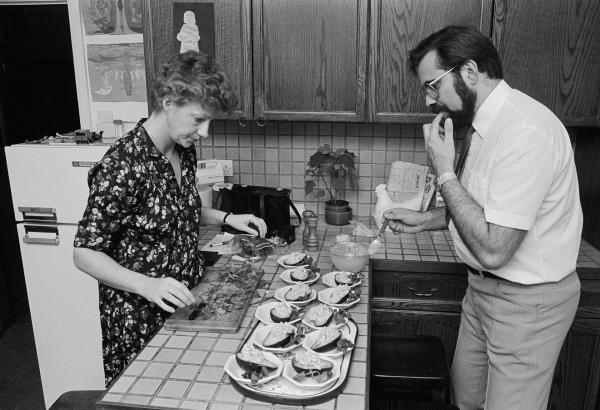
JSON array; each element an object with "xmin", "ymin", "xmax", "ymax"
[{"xmin": 227, "ymin": 317, "xmax": 357, "ymax": 406}]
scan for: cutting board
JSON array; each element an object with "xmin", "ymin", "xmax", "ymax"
[{"xmin": 164, "ymin": 264, "xmax": 263, "ymax": 332}]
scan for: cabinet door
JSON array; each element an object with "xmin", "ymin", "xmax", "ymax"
[
  {"xmin": 371, "ymin": 309, "xmax": 461, "ymax": 368},
  {"xmin": 143, "ymin": 0, "xmax": 252, "ymax": 119},
  {"xmin": 547, "ymin": 316, "xmax": 600, "ymax": 410},
  {"xmin": 367, "ymin": 0, "xmax": 493, "ymax": 123},
  {"xmin": 252, "ymin": 0, "xmax": 368, "ymax": 121},
  {"xmin": 493, "ymin": 0, "xmax": 600, "ymax": 126}
]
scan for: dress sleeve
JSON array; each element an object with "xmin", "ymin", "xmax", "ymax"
[
  {"xmin": 484, "ymin": 126, "xmax": 556, "ymax": 230},
  {"xmin": 73, "ymin": 153, "xmax": 139, "ymax": 253}
]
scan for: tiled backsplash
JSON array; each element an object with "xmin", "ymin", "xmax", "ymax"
[
  {"xmin": 197, "ymin": 120, "xmax": 578, "ymax": 219},
  {"xmin": 197, "ymin": 120, "xmax": 445, "ymax": 217}
]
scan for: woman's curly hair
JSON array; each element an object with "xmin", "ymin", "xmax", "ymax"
[{"xmin": 150, "ymin": 51, "xmax": 238, "ymax": 115}]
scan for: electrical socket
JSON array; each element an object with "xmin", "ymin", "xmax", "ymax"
[{"xmin": 219, "ymin": 159, "xmax": 233, "ymax": 176}]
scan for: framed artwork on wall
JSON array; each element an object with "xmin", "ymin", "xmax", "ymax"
[
  {"xmin": 82, "ymin": 0, "xmax": 143, "ymax": 35},
  {"xmin": 87, "ymin": 43, "xmax": 146, "ymax": 102}
]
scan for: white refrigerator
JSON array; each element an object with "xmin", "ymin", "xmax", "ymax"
[{"xmin": 5, "ymin": 142, "xmax": 111, "ymax": 408}]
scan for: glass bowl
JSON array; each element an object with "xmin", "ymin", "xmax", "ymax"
[{"xmin": 329, "ymin": 241, "xmax": 369, "ymax": 273}]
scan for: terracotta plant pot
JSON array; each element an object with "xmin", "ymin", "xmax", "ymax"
[{"xmin": 325, "ymin": 200, "xmax": 352, "ymax": 225}]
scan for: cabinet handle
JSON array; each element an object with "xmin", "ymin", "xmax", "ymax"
[
  {"xmin": 256, "ymin": 116, "xmax": 266, "ymax": 127},
  {"xmin": 238, "ymin": 115, "xmax": 249, "ymax": 127},
  {"xmin": 408, "ymin": 286, "xmax": 438, "ymax": 297}
]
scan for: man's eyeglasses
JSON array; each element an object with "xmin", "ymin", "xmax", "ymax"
[{"xmin": 421, "ymin": 66, "xmax": 456, "ymax": 100}]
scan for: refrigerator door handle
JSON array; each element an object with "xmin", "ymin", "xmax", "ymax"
[
  {"xmin": 23, "ymin": 224, "xmax": 60, "ymax": 245},
  {"xmin": 18, "ymin": 207, "xmax": 58, "ymax": 222}
]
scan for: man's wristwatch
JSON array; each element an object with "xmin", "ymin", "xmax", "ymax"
[{"xmin": 436, "ymin": 172, "xmax": 457, "ymax": 189}]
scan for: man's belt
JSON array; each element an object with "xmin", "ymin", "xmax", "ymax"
[{"xmin": 467, "ymin": 266, "xmax": 506, "ymax": 281}]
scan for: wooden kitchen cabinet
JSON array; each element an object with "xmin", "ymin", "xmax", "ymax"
[
  {"xmin": 142, "ymin": 0, "xmax": 252, "ymax": 120},
  {"xmin": 369, "ymin": 260, "xmax": 600, "ymax": 410},
  {"xmin": 367, "ymin": 0, "xmax": 493, "ymax": 123},
  {"xmin": 252, "ymin": 0, "xmax": 368, "ymax": 122},
  {"xmin": 492, "ymin": 0, "xmax": 600, "ymax": 126},
  {"xmin": 370, "ymin": 260, "xmax": 466, "ymax": 367},
  {"xmin": 143, "ymin": 0, "xmax": 367, "ymax": 122}
]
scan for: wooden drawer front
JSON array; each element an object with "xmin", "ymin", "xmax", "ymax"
[
  {"xmin": 370, "ymin": 309, "xmax": 461, "ymax": 368},
  {"xmin": 372, "ymin": 271, "xmax": 467, "ymax": 303}
]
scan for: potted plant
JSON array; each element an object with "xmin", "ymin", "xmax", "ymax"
[{"xmin": 304, "ymin": 144, "xmax": 358, "ymax": 225}]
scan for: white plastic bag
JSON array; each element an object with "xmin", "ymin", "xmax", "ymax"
[{"xmin": 373, "ymin": 184, "xmax": 402, "ymax": 230}]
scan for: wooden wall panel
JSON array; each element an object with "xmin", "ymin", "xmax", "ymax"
[{"xmin": 574, "ymin": 127, "xmax": 600, "ymax": 250}]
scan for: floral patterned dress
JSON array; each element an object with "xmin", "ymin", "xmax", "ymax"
[{"xmin": 74, "ymin": 121, "xmax": 204, "ymax": 386}]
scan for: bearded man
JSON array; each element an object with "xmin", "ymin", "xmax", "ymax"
[{"xmin": 385, "ymin": 25, "xmax": 583, "ymax": 410}]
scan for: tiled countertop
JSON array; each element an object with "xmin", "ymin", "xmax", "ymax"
[
  {"xmin": 96, "ymin": 218, "xmax": 600, "ymax": 410},
  {"xmin": 98, "ymin": 222, "xmax": 372, "ymax": 410}
]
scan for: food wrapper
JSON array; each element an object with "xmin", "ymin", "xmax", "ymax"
[
  {"xmin": 351, "ymin": 222, "xmax": 377, "ymax": 238},
  {"xmin": 230, "ymin": 235, "xmax": 279, "ymax": 259}
]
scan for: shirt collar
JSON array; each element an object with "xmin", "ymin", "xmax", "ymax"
[
  {"xmin": 471, "ymin": 80, "xmax": 511, "ymax": 138},
  {"xmin": 137, "ymin": 120, "xmax": 191, "ymax": 162},
  {"xmin": 135, "ymin": 119, "xmax": 164, "ymax": 159}
]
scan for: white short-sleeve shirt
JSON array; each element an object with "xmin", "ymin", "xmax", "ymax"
[{"xmin": 449, "ymin": 81, "xmax": 583, "ymax": 284}]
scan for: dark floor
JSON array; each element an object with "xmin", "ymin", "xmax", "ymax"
[{"xmin": 0, "ymin": 314, "xmax": 45, "ymax": 410}]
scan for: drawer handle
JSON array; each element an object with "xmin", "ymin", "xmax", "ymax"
[{"xmin": 408, "ymin": 286, "xmax": 438, "ymax": 297}]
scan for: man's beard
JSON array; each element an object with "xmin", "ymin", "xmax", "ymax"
[{"xmin": 430, "ymin": 74, "xmax": 476, "ymax": 130}]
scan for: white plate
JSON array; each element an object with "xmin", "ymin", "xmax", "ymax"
[
  {"xmin": 224, "ymin": 352, "xmax": 283, "ymax": 385},
  {"xmin": 254, "ymin": 301, "xmax": 302, "ymax": 325},
  {"xmin": 277, "ymin": 254, "xmax": 311, "ymax": 269},
  {"xmin": 317, "ymin": 287, "xmax": 361, "ymax": 308},
  {"xmin": 282, "ymin": 355, "xmax": 340, "ymax": 391},
  {"xmin": 280, "ymin": 268, "xmax": 320, "ymax": 286},
  {"xmin": 301, "ymin": 326, "xmax": 353, "ymax": 358},
  {"xmin": 301, "ymin": 304, "xmax": 346, "ymax": 329},
  {"xmin": 321, "ymin": 271, "xmax": 362, "ymax": 288},
  {"xmin": 252, "ymin": 323, "xmax": 302, "ymax": 353},
  {"xmin": 275, "ymin": 285, "xmax": 317, "ymax": 307}
]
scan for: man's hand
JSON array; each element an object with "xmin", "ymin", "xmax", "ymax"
[
  {"xmin": 384, "ymin": 208, "xmax": 431, "ymax": 234},
  {"xmin": 423, "ymin": 113, "xmax": 456, "ymax": 176}
]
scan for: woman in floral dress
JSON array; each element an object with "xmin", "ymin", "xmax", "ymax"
[{"xmin": 73, "ymin": 51, "xmax": 267, "ymax": 385}]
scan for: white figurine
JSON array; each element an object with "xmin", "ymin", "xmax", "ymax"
[{"xmin": 177, "ymin": 11, "xmax": 200, "ymax": 53}]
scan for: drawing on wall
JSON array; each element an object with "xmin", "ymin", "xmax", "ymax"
[
  {"xmin": 83, "ymin": 0, "xmax": 143, "ymax": 35},
  {"xmin": 87, "ymin": 44, "xmax": 146, "ymax": 102},
  {"xmin": 172, "ymin": 3, "xmax": 215, "ymax": 57}
]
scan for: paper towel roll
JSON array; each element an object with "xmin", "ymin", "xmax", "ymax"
[{"xmin": 197, "ymin": 184, "xmax": 213, "ymax": 208}]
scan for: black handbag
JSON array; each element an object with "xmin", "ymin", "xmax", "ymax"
[{"xmin": 212, "ymin": 184, "xmax": 301, "ymax": 244}]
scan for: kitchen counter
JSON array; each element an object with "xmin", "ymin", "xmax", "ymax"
[
  {"xmin": 89, "ymin": 218, "xmax": 600, "ymax": 410},
  {"xmin": 96, "ymin": 220, "xmax": 377, "ymax": 410}
]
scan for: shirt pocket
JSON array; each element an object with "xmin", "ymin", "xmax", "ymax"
[{"xmin": 461, "ymin": 170, "xmax": 489, "ymax": 207}]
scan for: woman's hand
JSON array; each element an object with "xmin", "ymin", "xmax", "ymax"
[
  {"xmin": 226, "ymin": 213, "xmax": 267, "ymax": 237},
  {"xmin": 139, "ymin": 277, "xmax": 196, "ymax": 313},
  {"xmin": 384, "ymin": 208, "xmax": 430, "ymax": 234}
]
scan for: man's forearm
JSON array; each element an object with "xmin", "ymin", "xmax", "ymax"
[
  {"xmin": 440, "ymin": 179, "xmax": 495, "ymax": 262},
  {"xmin": 425, "ymin": 206, "xmax": 449, "ymax": 231}
]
